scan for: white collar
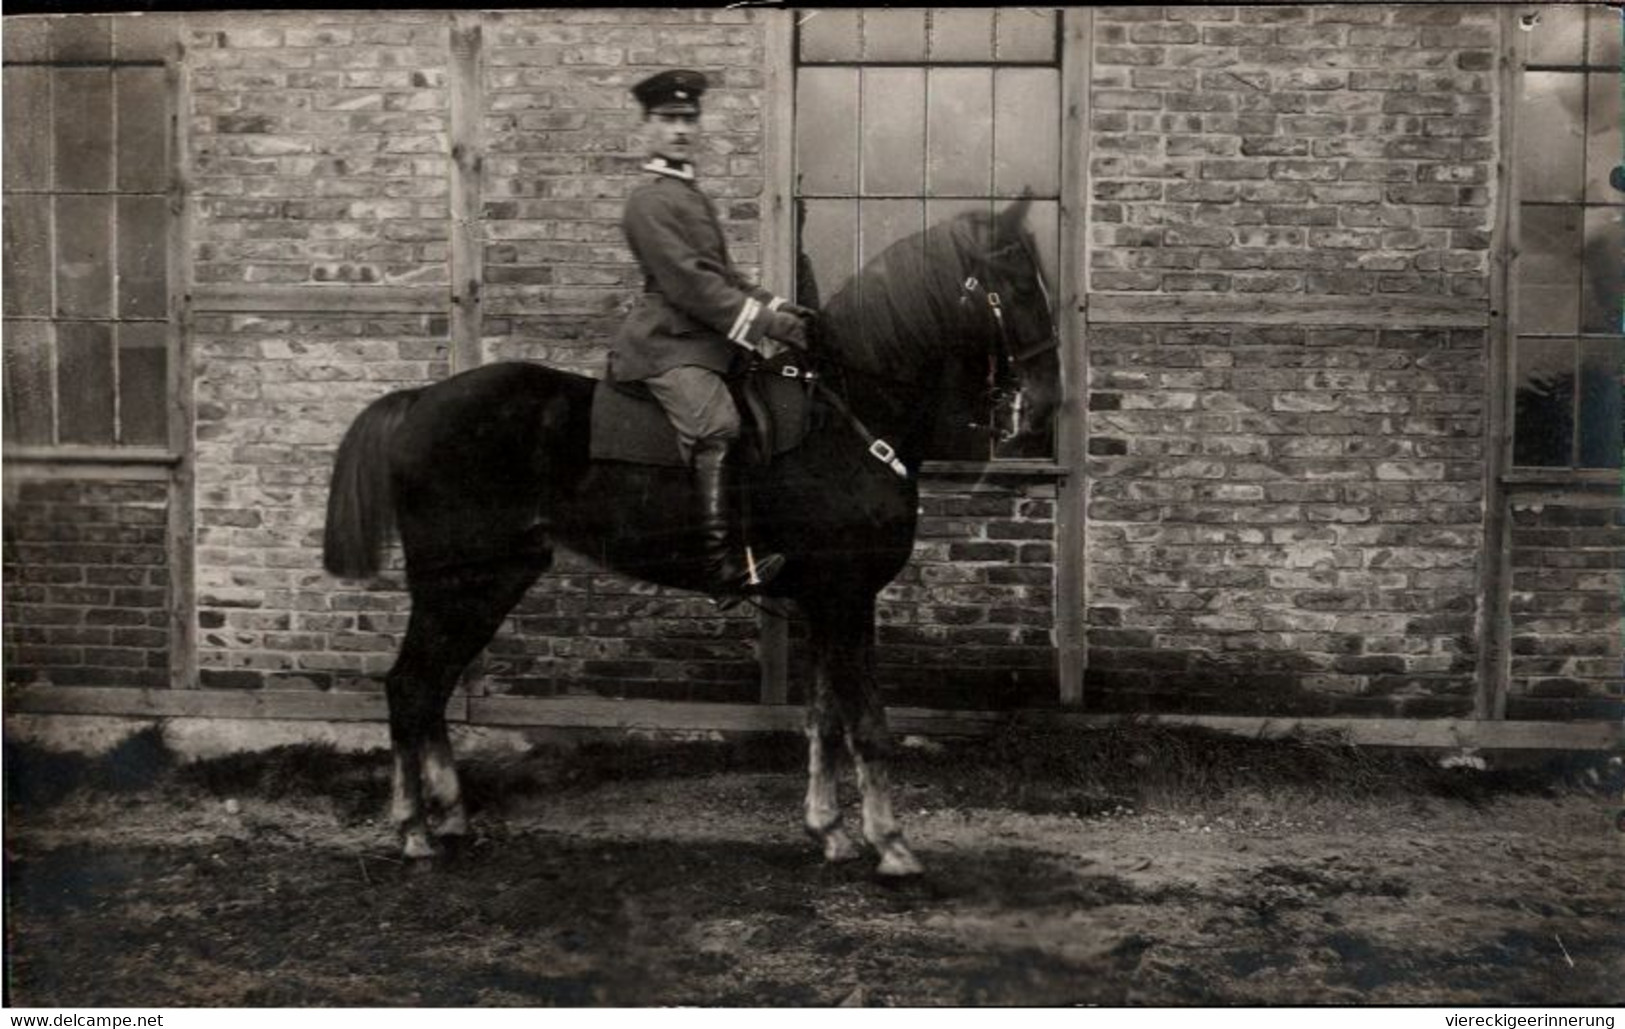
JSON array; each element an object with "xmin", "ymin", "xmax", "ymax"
[{"xmin": 643, "ymin": 157, "xmax": 695, "ymax": 181}]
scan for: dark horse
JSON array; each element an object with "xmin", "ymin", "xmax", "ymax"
[{"xmin": 322, "ymin": 198, "xmax": 1059, "ymax": 876}]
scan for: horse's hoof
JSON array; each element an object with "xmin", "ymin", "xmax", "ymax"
[
  {"xmin": 821, "ymin": 828, "xmax": 862, "ymax": 864},
  {"xmin": 430, "ymin": 809, "xmax": 469, "ymax": 838},
  {"xmin": 876, "ymin": 844, "xmax": 924, "ymax": 878},
  {"xmin": 401, "ymin": 830, "xmax": 440, "ymax": 861}
]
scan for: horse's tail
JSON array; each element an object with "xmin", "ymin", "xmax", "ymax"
[{"xmin": 323, "ymin": 388, "xmax": 420, "ymax": 579}]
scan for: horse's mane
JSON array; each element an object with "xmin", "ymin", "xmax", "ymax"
[{"xmin": 818, "ymin": 212, "xmax": 995, "ymax": 382}]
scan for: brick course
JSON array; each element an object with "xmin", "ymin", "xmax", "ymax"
[
  {"xmin": 1507, "ymin": 497, "xmax": 1625, "ymax": 720},
  {"xmin": 1090, "ymin": 4, "xmax": 1495, "ymax": 298},
  {"xmin": 2, "ymin": 480, "xmax": 171, "ymax": 688}
]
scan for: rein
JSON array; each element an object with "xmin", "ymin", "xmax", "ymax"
[{"xmin": 759, "ymin": 233, "xmax": 1057, "ymax": 477}]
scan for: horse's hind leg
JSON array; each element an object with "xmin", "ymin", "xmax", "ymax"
[{"xmin": 389, "ymin": 534, "xmax": 551, "ymax": 857}]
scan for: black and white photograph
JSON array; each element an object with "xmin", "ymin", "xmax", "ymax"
[{"xmin": 1, "ymin": 2, "xmax": 1622, "ymax": 1010}]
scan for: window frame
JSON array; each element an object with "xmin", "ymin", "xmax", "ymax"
[
  {"xmin": 1501, "ymin": 4, "xmax": 1624, "ymax": 483},
  {"xmin": 782, "ymin": 7, "xmax": 1080, "ymax": 474},
  {"xmin": 2, "ymin": 19, "xmax": 181, "ymax": 463}
]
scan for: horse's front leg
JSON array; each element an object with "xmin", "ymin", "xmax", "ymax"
[
  {"xmin": 805, "ymin": 667, "xmax": 861, "ymax": 863},
  {"xmin": 808, "ymin": 595, "xmax": 922, "ymax": 877},
  {"xmin": 846, "ymin": 695, "xmax": 922, "ymax": 878}
]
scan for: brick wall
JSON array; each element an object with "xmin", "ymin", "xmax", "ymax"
[
  {"xmin": 191, "ymin": 312, "xmax": 445, "ymax": 691},
  {"xmin": 187, "ymin": 12, "xmax": 452, "ymax": 287},
  {"xmin": 1508, "ymin": 496, "xmax": 1625, "ymax": 720},
  {"xmin": 2, "ymin": 480, "xmax": 170, "ymax": 689},
  {"xmin": 1090, "ymin": 4, "xmax": 1494, "ymax": 299},
  {"xmin": 1080, "ymin": 4, "xmax": 1497, "ymax": 716}
]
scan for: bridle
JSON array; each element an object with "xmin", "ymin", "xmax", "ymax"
[{"xmin": 958, "ymin": 236, "xmax": 1058, "ymax": 443}]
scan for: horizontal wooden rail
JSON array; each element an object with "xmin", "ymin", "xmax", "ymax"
[
  {"xmin": 190, "ymin": 284, "xmax": 449, "ymax": 314},
  {"xmin": 1087, "ymin": 292, "xmax": 1491, "ymax": 328},
  {"xmin": 6, "ymin": 687, "xmax": 1621, "ymax": 752}
]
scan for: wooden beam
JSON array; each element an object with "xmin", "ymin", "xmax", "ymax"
[
  {"xmin": 8, "ymin": 686, "xmax": 1622, "ymax": 751},
  {"xmin": 1087, "ymin": 292, "xmax": 1491, "ymax": 328},
  {"xmin": 1055, "ymin": 7, "xmax": 1091, "ymax": 707},
  {"xmin": 756, "ymin": 8, "xmax": 797, "ymax": 706},
  {"xmin": 167, "ymin": 22, "xmax": 199, "ymax": 693},
  {"xmin": 448, "ymin": 12, "xmax": 484, "ymax": 376},
  {"xmin": 1477, "ymin": 8, "xmax": 1522, "ymax": 722},
  {"xmin": 188, "ymin": 284, "xmax": 447, "ymax": 314}
]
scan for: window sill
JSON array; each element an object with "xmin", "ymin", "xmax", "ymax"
[
  {"xmin": 1500, "ymin": 468, "xmax": 1621, "ymax": 486},
  {"xmin": 4, "ymin": 446, "xmax": 180, "ymax": 467},
  {"xmin": 920, "ymin": 459, "xmax": 1066, "ymax": 478}
]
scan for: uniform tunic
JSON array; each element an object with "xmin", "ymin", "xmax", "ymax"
[{"xmin": 610, "ymin": 163, "xmax": 787, "ymax": 383}]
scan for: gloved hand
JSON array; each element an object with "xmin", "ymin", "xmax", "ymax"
[
  {"xmin": 764, "ymin": 310, "xmax": 808, "ymax": 350},
  {"xmin": 780, "ymin": 302, "xmax": 819, "ymax": 322}
]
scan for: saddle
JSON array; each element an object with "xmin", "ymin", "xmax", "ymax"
[{"xmin": 589, "ymin": 354, "xmax": 815, "ymax": 468}]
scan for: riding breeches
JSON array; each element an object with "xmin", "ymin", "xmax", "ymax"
[{"xmin": 640, "ymin": 364, "xmax": 741, "ymax": 465}]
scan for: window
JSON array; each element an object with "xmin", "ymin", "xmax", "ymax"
[
  {"xmin": 3, "ymin": 17, "xmax": 173, "ymax": 449},
  {"xmin": 1511, "ymin": 5, "xmax": 1623, "ymax": 470},
  {"xmin": 791, "ymin": 8, "xmax": 1062, "ymax": 461}
]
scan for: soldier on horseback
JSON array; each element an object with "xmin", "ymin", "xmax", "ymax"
[{"xmin": 609, "ymin": 68, "xmax": 813, "ymax": 599}]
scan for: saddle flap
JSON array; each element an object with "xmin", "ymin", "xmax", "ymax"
[{"xmin": 589, "ymin": 365, "xmax": 812, "ymax": 468}]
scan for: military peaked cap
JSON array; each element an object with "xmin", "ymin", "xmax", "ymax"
[{"xmin": 632, "ymin": 69, "xmax": 708, "ymax": 113}]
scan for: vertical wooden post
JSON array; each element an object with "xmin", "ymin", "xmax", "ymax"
[
  {"xmin": 449, "ymin": 13, "xmax": 488, "ymax": 699},
  {"xmin": 167, "ymin": 22, "xmax": 199, "ymax": 690},
  {"xmin": 1054, "ymin": 8, "xmax": 1092, "ymax": 706},
  {"xmin": 756, "ymin": 9, "xmax": 796, "ymax": 706},
  {"xmin": 1475, "ymin": 8, "xmax": 1522, "ymax": 721},
  {"xmin": 449, "ymin": 12, "xmax": 484, "ymax": 376}
]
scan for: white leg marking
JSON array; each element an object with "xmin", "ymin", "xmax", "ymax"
[
  {"xmin": 805, "ymin": 729, "xmax": 860, "ymax": 862},
  {"xmin": 422, "ymin": 738, "xmax": 467, "ymax": 836},
  {"xmin": 850, "ymin": 739, "xmax": 923, "ymax": 877}
]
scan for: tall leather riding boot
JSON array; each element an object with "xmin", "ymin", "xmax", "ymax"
[{"xmin": 692, "ymin": 440, "xmax": 785, "ymax": 595}]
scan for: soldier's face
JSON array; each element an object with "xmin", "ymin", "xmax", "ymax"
[{"xmin": 646, "ymin": 110, "xmax": 700, "ymax": 162}]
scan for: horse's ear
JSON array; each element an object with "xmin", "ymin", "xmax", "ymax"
[{"xmin": 997, "ymin": 194, "xmax": 1032, "ymax": 240}]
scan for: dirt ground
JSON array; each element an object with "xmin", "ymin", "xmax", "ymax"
[{"xmin": 4, "ymin": 726, "xmax": 1623, "ymax": 1007}]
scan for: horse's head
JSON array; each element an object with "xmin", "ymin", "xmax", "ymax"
[
  {"xmin": 815, "ymin": 197, "xmax": 1062, "ymax": 458},
  {"xmin": 953, "ymin": 197, "xmax": 1062, "ymax": 457}
]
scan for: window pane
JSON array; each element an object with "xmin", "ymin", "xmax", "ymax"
[
  {"xmin": 799, "ymin": 9, "xmax": 861, "ymax": 63},
  {"xmin": 117, "ymin": 67, "xmax": 168, "ymax": 193},
  {"xmin": 1581, "ymin": 206, "xmax": 1623, "ymax": 334},
  {"xmin": 926, "ymin": 68, "xmax": 993, "ymax": 196},
  {"xmin": 57, "ymin": 321, "xmax": 115, "ymax": 445},
  {"xmin": 994, "ymin": 68, "xmax": 1060, "ymax": 196},
  {"xmin": 1577, "ymin": 340, "xmax": 1623, "ymax": 468},
  {"xmin": 797, "ymin": 198, "xmax": 856, "ymax": 309},
  {"xmin": 53, "ymin": 67, "xmax": 113, "ymax": 192},
  {"xmin": 1589, "ymin": 5, "xmax": 1622, "ymax": 66},
  {"xmin": 56, "ymin": 194, "xmax": 113, "ymax": 318},
  {"xmin": 995, "ymin": 8, "xmax": 1057, "ymax": 62},
  {"xmin": 3, "ymin": 67, "xmax": 51, "ymax": 190},
  {"xmin": 118, "ymin": 195, "xmax": 169, "ymax": 319},
  {"xmin": 1518, "ymin": 204, "xmax": 1583, "ymax": 333},
  {"xmin": 118, "ymin": 322, "xmax": 168, "ymax": 446},
  {"xmin": 1526, "ymin": 4, "xmax": 1587, "ymax": 65},
  {"xmin": 1585, "ymin": 73, "xmax": 1622, "ymax": 204},
  {"xmin": 863, "ymin": 9, "xmax": 927, "ymax": 61},
  {"xmin": 860, "ymin": 68, "xmax": 925, "ymax": 196},
  {"xmin": 2, "ymin": 320, "xmax": 54, "ymax": 445},
  {"xmin": 929, "ymin": 9, "xmax": 993, "ymax": 61},
  {"xmin": 859, "ymin": 198, "xmax": 925, "ymax": 269},
  {"xmin": 3, "ymin": 196, "xmax": 53, "ymax": 317},
  {"xmin": 1518, "ymin": 72, "xmax": 1585, "ymax": 203},
  {"xmin": 49, "ymin": 16, "xmax": 111, "ymax": 62},
  {"xmin": 1514, "ymin": 338, "xmax": 1576, "ymax": 466},
  {"xmin": 795, "ymin": 67, "xmax": 858, "ymax": 195}
]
